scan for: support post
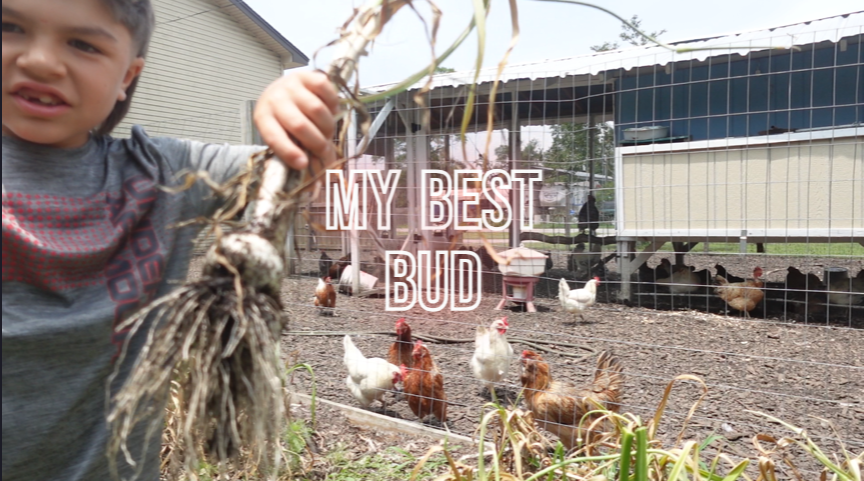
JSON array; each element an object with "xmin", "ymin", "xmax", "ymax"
[
  {"xmin": 616, "ymin": 238, "xmax": 637, "ymax": 301},
  {"xmin": 384, "ymin": 136, "xmax": 397, "ymax": 240},
  {"xmin": 587, "ymin": 114, "xmax": 595, "ymax": 198},
  {"xmin": 414, "ymin": 106, "xmax": 430, "ymax": 287},
  {"xmin": 508, "ymin": 94, "xmax": 522, "ymax": 248},
  {"xmin": 564, "ymin": 171, "xmax": 572, "ymax": 237},
  {"xmin": 348, "ymin": 110, "xmax": 361, "ymax": 295}
]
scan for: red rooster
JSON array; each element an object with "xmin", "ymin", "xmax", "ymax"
[
  {"xmin": 386, "ymin": 318, "xmax": 414, "ymax": 369},
  {"xmin": 313, "ymin": 276, "xmax": 336, "ymax": 315},
  {"xmin": 401, "ymin": 340, "xmax": 447, "ymax": 424},
  {"xmin": 520, "ymin": 350, "xmax": 623, "ymax": 450}
]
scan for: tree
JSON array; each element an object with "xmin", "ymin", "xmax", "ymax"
[
  {"xmin": 542, "ymin": 123, "xmax": 614, "ymax": 181},
  {"xmin": 494, "ymin": 138, "xmax": 543, "ymax": 168},
  {"xmin": 590, "ymin": 15, "xmax": 666, "ymax": 52}
]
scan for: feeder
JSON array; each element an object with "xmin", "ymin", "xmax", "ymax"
[{"xmin": 495, "ymin": 243, "xmax": 547, "ymax": 313}]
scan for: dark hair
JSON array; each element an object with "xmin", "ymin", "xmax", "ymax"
[{"xmin": 95, "ymin": 0, "xmax": 155, "ymax": 136}]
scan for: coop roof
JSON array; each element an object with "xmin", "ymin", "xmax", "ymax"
[
  {"xmin": 213, "ymin": 0, "xmax": 309, "ymax": 68},
  {"xmin": 365, "ymin": 10, "xmax": 863, "ymax": 94}
]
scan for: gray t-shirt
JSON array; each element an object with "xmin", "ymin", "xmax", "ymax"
[{"xmin": 2, "ymin": 126, "xmax": 261, "ymax": 480}]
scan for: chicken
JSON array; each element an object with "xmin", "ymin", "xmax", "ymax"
[
  {"xmin": 329, "ymin": 252, "xmax": 351, "ymax": 281},
  {"xmin": 655, "ymin": 258, "xmax": 703, "ymax": 294},
  {"xmin": 343, "ymin": 335, "xmax": 402, "ymax": 409},
  {"xmin": 544, "ymin": 251, "xmax": 554, "ymax": 276},
  {"xmin": 567, "ymin": 243, "xmax": 600, "ymax": 280},
  {"xmin": 785, "ymin": 267, "xmax": 824, "ymax": 300},
  {"xmin": 577, "ymin": 194, "xmax": 600, "ymax": 236},
  {"xmin": 559, "ymin": 277, "xmax": 600, "ymax": 322},
  {"xmin": 714, "ymin": 267, "xmax": 765, "ymax": 318},
  {"xmin": 826, "ymin": 270, "xmax": 864, "ymax": 306},
  {"xmin": 474, "ymin": 246, "xmax": 497, "ymax": 272},
  {"xmin": 401, "ymin": 340, "xmax": 447, "ymax": 424},
  {"xmin": 312, "ymin": 276, "xmax": 337, "ymax": 315},
  {"xmin": 319, "ymin": 250, "xmax": 333, "ymax": 278},
  {"xmin": 714, "ymin": 264, "xmax": 745, "ymax": 283},
  {"xmin": 470, "ymin": 317, "xmax": 514, "ymax": 398},
  {"xmin": 638, "ymin": 258, "xmax": 671, "ymax": 285},
  {"xmin": 386, "ymin": 318, "xmax": 414, "ymax": 369},
  {"xmin": 520, "ymin": 350, "xmax": 623, "ymax": 450}
]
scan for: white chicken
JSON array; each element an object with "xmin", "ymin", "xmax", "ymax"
[
  {"xmin": 343, "ymin": 335, "xmax": 402, "ymax": 409},
  {"xmin": 559, "ymin": 277, "xmax": 600, "ymax": 322},
  {"xmin": 470, "ymin": 317, "xmax": 513, "ymax": 399}
]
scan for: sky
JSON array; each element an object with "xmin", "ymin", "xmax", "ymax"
[{"xmin": 245, "ymin": 0, "xmax": 862, "ymax": 86}]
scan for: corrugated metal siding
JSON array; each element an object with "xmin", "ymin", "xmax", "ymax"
[{"xmin": 115, "ymin": 0, "xmax": 282, "ymax": 144}]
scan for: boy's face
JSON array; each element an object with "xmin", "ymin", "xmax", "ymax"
[{"xmin": 2, "ymin": 0, "xmax": 145, "ymax": 148}]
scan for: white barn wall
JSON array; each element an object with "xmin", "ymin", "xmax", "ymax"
[{"xmin": 116, "ymin": 0, "xmax": 283, "ymax": 144}]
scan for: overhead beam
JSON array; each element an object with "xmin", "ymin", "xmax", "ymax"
[{"xmin": 357, "ymin": 96, "xmax": 395, "ymax": 153}]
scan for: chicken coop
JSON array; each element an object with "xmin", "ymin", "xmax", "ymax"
[
  {"xmin": 299, "ymin": 11, "xmax": 863, "ymax": 323},
  {"xmin": 280, "ymin": 12, "xmax": 864, "ymax": 476},
  {"xmin": 611, "ymin": 14, "xmax": 864, "ymax": 304}
]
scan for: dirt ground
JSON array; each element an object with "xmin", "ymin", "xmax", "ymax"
[{"xmin": 188, "ymin": 254, "xmax": 864, "ymax": 479}]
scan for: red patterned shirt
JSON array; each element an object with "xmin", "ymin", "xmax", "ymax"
[{"xmin": 2, "ymin": 126, "xmax": 259, "ymax": 481}]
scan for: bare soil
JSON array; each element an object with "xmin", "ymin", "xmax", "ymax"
[{"xmin": 188, "ymin": 254, "xmax": 864, "ymax": 479}]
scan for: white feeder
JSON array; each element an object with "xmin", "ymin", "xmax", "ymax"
[
  {"xmin": 339, "ymin": 265, "xmax": 379, "ymax": 293},
  {"xmin": 511, "ymin": 285, "xmax": 528, "ymax": 300},
  {"xmin": 494, "ymin": 243, "xmax": 547, "ymax": 313},
  {"xmin": 496, "ymin": 243, "xmax": 548, "ymax": 277}
]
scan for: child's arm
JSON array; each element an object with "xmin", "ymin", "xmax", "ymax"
[
  {"xmin": 253, "ymin": 70, "xmax": 339, "ymax": 171},
  {"xmin": 159, "ymin": 70, "xmax": 340, "ymax": 217}
]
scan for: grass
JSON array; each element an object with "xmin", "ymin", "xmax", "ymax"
[
  {"xmin": 311, "ymin": 445, "xmax": 449, "ymax": 481},
  {"xmin": 414, "ymin": 375, "xmax": 863, "ymax": 481}
]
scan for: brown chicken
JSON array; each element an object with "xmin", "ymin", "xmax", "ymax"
[
  {"xmin": 714, "ymin": 266, "xmax": 765, "ymax": 317},
  {"xmin": 401, "ymin": 340, "xmax": 447, "ymax": 424},
  {"xmin": 387, "ymin": 318, "xmax": 414, "ymax": 369},
  {"xmin": 313, "ymin": 276, "xmax": 336, "ymax": 315},
  {"xmin": 520, "ymin": 350, "xmax": 623, "ymax": 450}
]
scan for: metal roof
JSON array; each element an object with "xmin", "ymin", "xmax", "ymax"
[
  {"xmin": 365, "ymin": 11, "xmax": 863, "ymax": 93},
  {"xmin": 215, "ymin": 0, "xmax": 309, "ymax": 69}
]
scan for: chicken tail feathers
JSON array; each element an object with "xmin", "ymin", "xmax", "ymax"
[
  {"xmin": 558, "ymin": 278, "xmax": 570, "ymax": 302},
  {"xmin": 343, "ymin": 335, "xmax": 363, "ymax": 361},
  {"xmin": 591, "ymin": 351, "xmax": 624, "ymax": 409}
]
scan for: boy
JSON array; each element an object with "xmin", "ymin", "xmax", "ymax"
[{"xmin": 2, "ymin": 0, "xmax": 339, "ymax": 479}]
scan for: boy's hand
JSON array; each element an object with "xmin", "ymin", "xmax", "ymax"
[{"xmin": 254, "ymin": 71, "xmax": 340, "ymax": 171}]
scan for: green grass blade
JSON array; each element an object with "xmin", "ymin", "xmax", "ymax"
[
  {"xmin": 459, "ymin": 0, "xmax": 490, "ymax": 163},
  {"xmin": 286, "ymin": 362, "xmax": 316, "ymax": 427},
  {"xmin": 668, "ymin": 441, "xmax": 697, "ymax": 480},
  {"xmin": 634, "ymin": 426, "xmax": 649, "ymax": 481},
  {"xmin": 721, "ymin": 459, "xmax": 751, "ymax": 481},
  {"xmin": 618, "ymin": 428, "xmax": 634, "ymax": 481}
]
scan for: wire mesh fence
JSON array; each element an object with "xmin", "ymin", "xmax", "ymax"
[{"xmin": 185, "ymin": 14, "xmax": 863, "ymax": 479}]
